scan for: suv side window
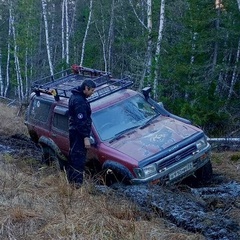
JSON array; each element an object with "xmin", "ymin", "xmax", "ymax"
[
  {"xmin": 52, "ymin": 106, "xmax": 69, "ymax": 132},
  {"xmin": 30, "ymin": 98, "xmax": 51, "ymax": 122}
]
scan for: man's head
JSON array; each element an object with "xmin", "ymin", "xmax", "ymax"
[{"xmin": 80, "ymin": 79, "xmax": 96, "ymax": 98}]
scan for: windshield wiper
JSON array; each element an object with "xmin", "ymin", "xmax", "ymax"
[
  {"xmin": 140, "ymin": 114, "xmax": 160, "ymax": 129},
  {"xmin": 109, "ymin": 126, "xmax": 139, "ymax": 143}
]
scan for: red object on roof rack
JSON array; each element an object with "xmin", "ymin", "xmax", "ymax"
[{"xmin": 71, "ymin": 64, "xmax": 111, "ymax": 77}]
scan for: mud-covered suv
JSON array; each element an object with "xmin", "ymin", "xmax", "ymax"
[{"xmin": 25, "ymin": 65, "xmax": 212, "ymax": 185}]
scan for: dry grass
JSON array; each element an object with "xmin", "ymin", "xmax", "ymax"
[
  {"xmin": 0, "ymin": 102, "xmax": 27, "ymax": 136},
  {"xmin": 0, "ymin": 102, "xmax": 206, "ymax": 239},
  {"xmin": 0, "ymin": 156, "xmax": 204, "ymax": 240},
  {"xmin": 211, "ymin": 151, "xmax": 240, "ymax": 182}
]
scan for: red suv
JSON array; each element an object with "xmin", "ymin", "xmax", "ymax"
[{"xmin": 25, "ymin": 65, "xmax": 212, "ymax": 185}]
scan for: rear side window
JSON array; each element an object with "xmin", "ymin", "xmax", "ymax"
[
  {"xmin": 53, "ymin": 106, "xmax": 69, "ymax": 132},
  {"xmin": 53, "ymin": 114, "xmax": 68, "ymax": 132},
  {"xmin": 30, "ymin": 99, "xmax": 51, "ymax": 122}
]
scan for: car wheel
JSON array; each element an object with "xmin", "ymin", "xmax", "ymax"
[
  {"xmin": 104, "ymin": 168, "xmax": 131, "ymax": 186},
  {"xmin": 41, "ymin": 146, "xmax": 65, "ymax": 171}
]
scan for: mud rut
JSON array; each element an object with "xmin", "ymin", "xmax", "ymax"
[{"xmin": 1, "ymin": 134, "xmax": 240, "ymax": 240}]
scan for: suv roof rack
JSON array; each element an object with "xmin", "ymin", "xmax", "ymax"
[{"xmin": 32, "ymin": 65, "xmax": 133, "ymax": 102}]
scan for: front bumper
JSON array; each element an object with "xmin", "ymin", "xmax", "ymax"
[{"xmin": 131, "ymin": 143, "xmax": 211, "ymax": 185}]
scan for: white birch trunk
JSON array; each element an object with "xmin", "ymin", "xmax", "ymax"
[
  {"xmin": 41, "ymin": 0, "xmax": 54, "ymax": 76},
  {"xmin": 96, "ymin": 23, "xmax": 107, "ymax": 72},
  {"xmin": 107, "ymin": 0, "xmax": 115, "ymax": 72},
  {"xmin": 137, "ymin": 0, "xmax": 152, "ymax": 90},
  {"xmin": 146, "ymin": 0, "xmax": 152, "ymax": 77},
  {"xmin": 24, "ymin": 48, "xmax": 29, "ymax": 100},
  {"xmin": 61, "ymin": 0, "xmax": 65, "ymax": 63},
  {"xmin": 237, "ymin": 0, "xmax": 240, "ymax": 11},
  {"xmin": 153, "ymin": 0, "xmax": 165, "ymax": 98},
  {"xmin": 4, "ymin": 10, "xmax": 11, "ymax": 97},
  {"xmin": 24, "ymin": 17, "xmax": 31, "ymax": 100},
  {"xmin": 223, "ymin": 0, "xmax": 240, "ymax": 103},
  {"xmin": 51, "ymin": 3, "xmax": 55, "ymax": 59},
  {"xmin": 185, "ymin": 31, "xmax": 197, "ymax": 100},
  {"xmin": 65, "ymin": 0, "xmax": 69, "ymax": 64},
  {"xmin": 80, "ymin": 0, "xmax": 93, "ymax": 66},
  {"xmin": 11, "ymin": 10, "xmax": 24, "ymax": 101},
  {"xmin": 0, "ymin": 49, "xmax": 3, "ymax": 96},
  {"xmin": 226, "ymin": 38, "xmax": 240, "ymax": 102}
]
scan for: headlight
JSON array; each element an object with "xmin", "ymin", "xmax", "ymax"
[
  {"xmin": 134, "ymin": 164, "xmax": 157, "ymax": 179},
  {"xmin": 196, "ymin": 137, "xmax": 207, "ymax": 150}
]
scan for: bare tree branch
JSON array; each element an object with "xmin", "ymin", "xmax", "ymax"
[{"xmin": 129, "ymin": 0, "xmax": 147, "ymax": 29}]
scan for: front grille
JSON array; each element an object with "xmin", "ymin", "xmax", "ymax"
[{"xmin": 157, "ymin": 145, "xmax": 197, "ymax": 171}]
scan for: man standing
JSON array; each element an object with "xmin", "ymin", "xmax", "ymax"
[{"xmin": 67, "ymin": 79, "xmax": 96, "ymax": 188}]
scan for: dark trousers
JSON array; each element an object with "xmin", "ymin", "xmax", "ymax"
[{"xmin": 67, "ymin": 130, "xmax": 87, "ymax": 185}]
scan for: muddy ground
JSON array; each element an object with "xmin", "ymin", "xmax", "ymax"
[{"xmin": 0, "ymin": 134, "xmax": 240, "ymax": 240}]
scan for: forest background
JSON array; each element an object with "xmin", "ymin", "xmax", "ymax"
[{"xmin": 0, "ymin": 0, "xmax": 240, "ymax": 137}]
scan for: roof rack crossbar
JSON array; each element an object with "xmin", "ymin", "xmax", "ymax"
[
  {"xmin": 87, "ymin": 77, "xmax": 133, "ymax": 102},
  {"xmin": 33, "ymin": 68, "xmax": 72, "ymax": 87},
  {"xmin": 31, "ymin": 65, "xmax": 133, "ymax": 102}
]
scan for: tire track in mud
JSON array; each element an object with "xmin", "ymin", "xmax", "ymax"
[
  {"xmin": 1, "ymin": 134, "xmax": 240, "ymax": 239},
  {"xmin": 106, "ymin": 181, "xmax": 240, "ymax": 240}
]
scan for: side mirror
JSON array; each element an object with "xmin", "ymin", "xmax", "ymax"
[{"xmin": 142, "ymin": 87, "xmax": 152, "ymax": 99}]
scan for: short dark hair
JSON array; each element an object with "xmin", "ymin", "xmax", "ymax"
[{"xmin": 79, "ymin": 79, "xmax": 96, "ymax": 91}]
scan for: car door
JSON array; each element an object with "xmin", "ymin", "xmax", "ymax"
[{"xmin": 51, "ymin": 105, "xmax": 70, "ymax": 157}]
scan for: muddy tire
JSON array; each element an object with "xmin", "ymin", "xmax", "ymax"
[
  {"xmin": 195, "ymin": 161, "xmax": 213, "ymax": 182},
  {"xmin": 104, "ymin": 169, "xmax": 131, "ymax": 186},
  {"xmin": 41, "ymin": 146, "xmax": 66, "ymax": 171}
]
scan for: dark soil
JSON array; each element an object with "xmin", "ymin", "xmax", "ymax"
[
  {"xmin": 0, "ymin": 134, "xmax": 42, "ymax": 164},
  {"xmin": 109, "ymin": 179, "xmax": 240, "ymax": 240},
  {"xmin": 1, "ymin": 133, "xmax": 240, "ymax": 240}
]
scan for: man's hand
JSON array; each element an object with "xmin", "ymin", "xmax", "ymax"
[{"xmin": 84, "ymin": 137, "xmax": 91, "ymax": 148}]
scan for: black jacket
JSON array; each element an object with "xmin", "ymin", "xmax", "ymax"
[{"xmin": 68, "ymin": 88, "xmax": 92, "ymax": 138}]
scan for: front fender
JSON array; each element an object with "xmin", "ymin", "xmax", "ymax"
[{"xmin": 38, "ymin": 136, "xmax": 67, "ymax": 161}]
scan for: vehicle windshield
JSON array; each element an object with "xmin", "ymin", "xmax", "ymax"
[{"xmin": 92, "ymin": 95, "xmax": 159, "ymax": 141}]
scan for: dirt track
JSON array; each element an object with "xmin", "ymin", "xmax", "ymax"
[{"xmin": 1, "ymin": 133, "xmax": 240, "ymax": 240}]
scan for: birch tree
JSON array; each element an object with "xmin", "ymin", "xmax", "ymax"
[
  {"xmin": 61, "ymin": 0, "xmax": 65, "ymax": 63},
  {"xmin": 146, "ymin": 0, "xmax": 152, "ymax": 76},
  {"xmin": 94, "ymin": 0, "xmax": 115, "ymax": 72},
  {"xmin": 225, "ymin": 0, "xmax": 240, "ymax": 105},
  {"xmin": 214, "ymin": 0, "xmax": 240, "ymax": 107},
  {"xmin": 4, "ymin": 8, "xmax": 11, "ymax": 98},
  {"xmin": 10, "ymin": 5, "xmax": 24, "ymax": 101},
  {"xmin": 80, "ymin": 0, "xmax": 93, "ymax": 66},
  {"xmin": 226, "ymin": 39, "xmax": 240, "ymax": 103},
  {"xmin": 0, "ymin": 49, "xmax": 3, "ymax": 96},
  {"xmin": 41, "ymin": 0, "xmax": 54, "ymax": 76},
  {"xmin": 95, "ymin": 9, "xmax": 108, "ymax": 72},
  {"xmin": 153, "ymin": 0, "xmax": 165, "ymax": 98},
  {"xmin": 107, "ymin": 0, "xmax": 115, "ymax": 71},
  {"xmin": 66, "ymin": 1, "xmax": 69, "ymax": 65},
  {"xmin": 129, "ymin": 0, "xmax": 152, "ymax": 90},
  {"xmin": 61, "ymin": 0, "xmax": 70, "ymax": 65},
  {"xmin": 236, "ymin": 0, "xmax": 240, "ymax": 11}
]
